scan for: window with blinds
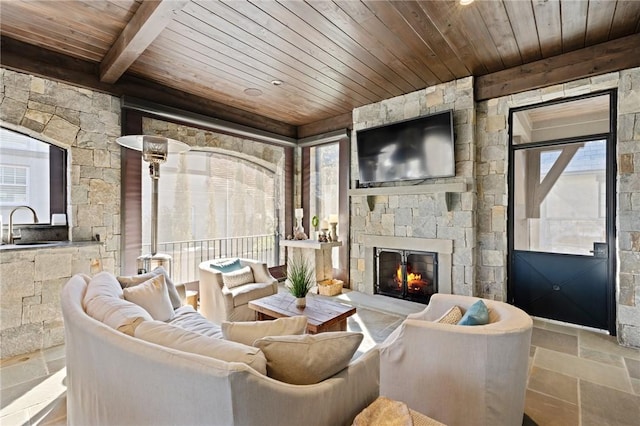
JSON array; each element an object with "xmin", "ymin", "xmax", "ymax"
[{"xmin": 141, "ymin": 150, "xmax": 277, "ymax": 244}]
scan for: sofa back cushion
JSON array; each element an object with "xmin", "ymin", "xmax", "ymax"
[
  {"xmin": 123, "ymin": 275, "xmax": 175, "ymax": 322},
  {"xmin": 85, "ymin": 295, "xmax": 152, "ymax": 336},
  {"xmin": 254, "ymin": 332, "xmax": 363, "ymax": 385},
  {"xmin": 83, "ymin": 271, "xmax": 124, "ymax": 309},
  {"xmin": 117, "ymin": 267, "xmax": 182, "ymax": 309},
  {"xmin": 135, "ymin": 321, "xmax": 267, "ymax": 375},
  {"xmin": 222, "ymin": 316, "xmax": 308, "ymax": 346}
]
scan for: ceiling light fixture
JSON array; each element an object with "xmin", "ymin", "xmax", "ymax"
[
  {"xmin": 460, "ymin": 0, "xmax": 474, "ymax": 5},
  {"xmin": 244, "ymin": 88, "xmax": 263, "ymax": 96},
  {"xmin": 116, "ymin": 135, "xmax": 190, "ymax": 274},
  {"xmin": 271, "ymin": 80, "xmax": 283, "ymax": 86}
]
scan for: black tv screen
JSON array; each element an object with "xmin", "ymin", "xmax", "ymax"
[{"xmin": 356, "ymin": 110, "xmax": 455, "ymax": 184}]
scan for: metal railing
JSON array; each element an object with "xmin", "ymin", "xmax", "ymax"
[{"xmin": 142, "ymin": 233, "xmax": 279, "ymax": 284}]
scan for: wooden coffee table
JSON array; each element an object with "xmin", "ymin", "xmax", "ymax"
[{"xmin": 248, "ymin": 292, "xmax": 356, "ymax": 334}]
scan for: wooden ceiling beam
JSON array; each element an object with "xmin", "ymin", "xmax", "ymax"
[
  {"xmin": 0, "ymin": 37, "xmax": 296, "ymax": 138},
  {"xmin": 100, "ymin": 0, "xmax": 189, "ymax": 84},
  {"xmin": 476, "ymin": 33, "xmax": 640, "ymax": 101}
]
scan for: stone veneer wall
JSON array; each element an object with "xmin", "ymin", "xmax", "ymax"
[
  {"xmin": 0, "ymin": 68, "xmax": 121, "ymax": 358},
  {"xmin": 350, "ymin": 77, "xmax": 477, "ymax": 296},
  {"xmin": 476, "ymin": 68, "xmax": 640, "ymax": 347}
]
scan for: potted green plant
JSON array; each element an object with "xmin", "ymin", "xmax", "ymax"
[{"xmin": 286, "ymin": 255, "xmax": 315, "ymax": 309}]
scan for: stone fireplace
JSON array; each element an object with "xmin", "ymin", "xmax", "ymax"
[
  {"xmin": 376, "ymin": 248, "xmax": 437, "ymax": 304},
  {"xmin": 360, "ymin": 235, "xmax": 453, "ymax": 296}
]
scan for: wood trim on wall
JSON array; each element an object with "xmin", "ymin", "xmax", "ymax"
[
  {"xmin": 120, "ymin": 109, "xmax": 143, "ymax": 275},
  {"xmin": 476, "ymin": 33, "xmax": 640, "ymax": 101},
  {"xmin": 0, "ymin": 37, "xmax": 296, "ymax": 138}
]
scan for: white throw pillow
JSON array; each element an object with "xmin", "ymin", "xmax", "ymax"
[
  {"xmin": 123, "ymin": 275, "xmax": 175, "ymax": 322},
  {"xmin": 135, "ymin": 321, "xmax": 267, "ymax": 375},
  {"xmin": 117, "ymin": 267, "xmax": 182, "ymax": 309},
  {"xmin": 254, "ymin": 332, "xmax": 363, "ymax": 385},
  {"xmin": 222, "ymin": 316, "xmax": 308, "ymax": 346},
  {"xmin": 83, "ymin": 271, "xmax": 124, "ymax": 309},
  {"xmin": 85, "ymin": 295, "xmax": 152, "ymax": 336},
  {"xmin": 222, "ymin": 266, "xmax": 255, "ymax": 289}
]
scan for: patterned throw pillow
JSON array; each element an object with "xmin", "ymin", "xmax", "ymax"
[
  {"xmin": 222, "ymin": 266, "xmax": 255, "ymax": 289},
  {"xmin": 436, "ymin": 305, "xmax": 463, "ymax": 325}
]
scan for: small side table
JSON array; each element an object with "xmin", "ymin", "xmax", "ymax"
[{"xmin": 186, "ymin": 290, "xmax": 199, "ymax": 311}]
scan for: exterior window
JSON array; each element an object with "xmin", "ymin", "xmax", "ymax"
[
  {"xmin": 309, "ymin": 143, "xmax": 339, "ymax": 231},
  {"xmin": 142, "ymin": 149, "xmax": 277, "ymax": 252},
  {"xmin": 0, "ymin": 165, "xmax": 29, "ymax": 204},
  {"xmin": 0, "ymin": 127, "xmax": 66, "ymax": 224},
  {"xmin": 309, "ymin": 143, "xmax": 340, "ymax": 266}
]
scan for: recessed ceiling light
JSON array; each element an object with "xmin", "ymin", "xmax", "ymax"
[
  {"xmin": 244, "ymin": 88, "xmax": 263, "ymax": 96},
  {"xmin": 460, "ymin": 0, "xmax": 474, "ymax": 5},
  {"xmin": 271, "ymin": 80, "xmax": 283, "ymax": 86}
]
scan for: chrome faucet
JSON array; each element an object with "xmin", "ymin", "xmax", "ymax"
[{"xmin": 8, "ymin": 206, "xmax": 39, "ymax": 244}]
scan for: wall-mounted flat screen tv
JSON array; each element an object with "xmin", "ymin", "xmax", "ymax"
[{"xmin": 356, "ymin": 110, "xmax": 455, "ymax": 185}]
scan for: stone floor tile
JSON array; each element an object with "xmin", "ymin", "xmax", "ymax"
[
  {"xmin": 543, "ymin": 321, "xmax": 580, "ymax": 336},
  {"xmin": 624, "ymin": 357, "xmax": 640, "ymax": 379},
  {"xmin": 0, "ymin": 408, "xmax": 31, "ymax": 426},
  {"xmin": 535, "ymin": 348, "xmax": 632, "ymax": 392},
  {"xmin": 580, "ymin": 380, "xmax": 640, "ymax": 426},
  {"xmin": 579, "ymin": 329, "xmax": 640, "ymax": 360},
  {"xmin": 527, "ymin": 366, "xmax": 578, "ymax": 404},
  {"xmin": 524, "ymin": 389, "xmax": 578, "ymax": 426},
  {"xmin": 0, "ymin": 353, "xmax": 48, "ymax": 389},
  {"xmin": 0, "ymin": 368, "xmax": 66, "ymax": 418},
  {"xmin": 631, "ymin": 378, "xmax": 640, "ymax": 395},
  {"xmin": 29, "ymin": 396, "xmax": 66, "ymax": 426},
  {"xmin": 41, "ymin": 346, "xmax": 65, "ymax": 364},
  {"xmin": 579, "ymin": 346, "xmax": 625, "ymax": 368},
  {"xmin": 531, "ymin": 328, "xmax": 578, "ymax": 355}
]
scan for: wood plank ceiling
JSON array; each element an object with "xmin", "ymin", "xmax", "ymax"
[{"xmin": 1, "ymin": 0, "xmax": 639, "ymax": 135}]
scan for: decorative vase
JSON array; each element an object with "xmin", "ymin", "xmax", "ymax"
[{"xmin": 295, "ymin": 296, "xmax": 306, "ymax": 309}]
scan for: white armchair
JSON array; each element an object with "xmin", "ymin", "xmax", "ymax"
[
  {"xmin": 379, "ymin": 294, "xmax": 533, "ymax": 426},
  {"xmin": 198, "ymin": 258, "xmax": 278, "ymax": 324}
]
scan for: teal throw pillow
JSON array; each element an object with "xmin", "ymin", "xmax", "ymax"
[
  {"xmin": 210, "ymin": 258, "xmax": 242, "ymax": 273},
  {"xmin": 457, "ymin": 300, "xmax": 490, "ymax": 326}
]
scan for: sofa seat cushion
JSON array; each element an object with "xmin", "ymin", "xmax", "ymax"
[
  {"xmin": 85, "ymin": 295, "xmax": 152, "ymax": 336},
  {"xmin": 254, "ymin": 332, "xmax": 363, "ymax": 385},
  {"xmin": 117, "ymin": 267, "xmax": 182, "ymax": 310},
  {"xmin": 83, "ymin": 271, "xmax": 124, "ymax": 309},
  {"xmin": 135, "ymin": 321, "xmax": 267, "ymax": 374},
  {"xmin": 231, "ymin": 283, "xmax": 276, "ymax": 306},
  {"xmin": 123, "ymin": 275, "xmax": 175, "ymax": 322},
  {"xmin": 168, "ymin": 306, "xmax": 223, "ymax": 339},
  {"xmin": 222, "ymin": 316, "xmax": 308, "ymax": 346}
]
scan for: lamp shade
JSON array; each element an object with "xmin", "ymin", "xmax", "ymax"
[{"xmin": 116, "ymin": 135, "xmax": 190, "ymax": 163}]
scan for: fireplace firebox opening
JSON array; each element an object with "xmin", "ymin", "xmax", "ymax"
[{"xmin": 375, "ymin": 248, "xmax": 437, "ymax": 304}]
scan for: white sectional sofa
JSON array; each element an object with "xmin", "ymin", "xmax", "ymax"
[{"xmin": 61, "ymin": 272, "xmax": 379, "ymax": 426}]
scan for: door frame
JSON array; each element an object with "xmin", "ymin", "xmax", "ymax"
[{"xmin": 507, "ymin": 89, "xmax": 618, "ymax": 335}]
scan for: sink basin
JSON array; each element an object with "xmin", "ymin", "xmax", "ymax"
[{"xmin": 14, "ymin": 240, "xmax": 63, "ymax": 246}]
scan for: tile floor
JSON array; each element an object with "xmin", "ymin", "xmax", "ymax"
[{"xmin": 1, "ymin": 291, "xmax": 639, "ymax": 425}]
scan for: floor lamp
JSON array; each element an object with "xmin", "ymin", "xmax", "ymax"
[{"xmin": 116, "ymin": 135, "xmax": 190, "ymax": 276}]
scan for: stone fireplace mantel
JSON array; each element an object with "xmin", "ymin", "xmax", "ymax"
[{"xmin": 362, "ymin": 235, "xmax": 453, "ymax": 295}]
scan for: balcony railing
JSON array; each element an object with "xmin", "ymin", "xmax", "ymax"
[{"xmin": 142, "ymin": 233, "xmax": 280, "ymax": 284}]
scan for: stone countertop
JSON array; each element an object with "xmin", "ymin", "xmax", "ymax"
[{"xmin": 0, "ymin": 240, "xmax": 102, "ymax": 251}]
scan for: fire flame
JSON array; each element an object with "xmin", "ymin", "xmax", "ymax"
[{"xmin": 395, "ymin": 265, "xmax": 423, "ymax": 285}]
